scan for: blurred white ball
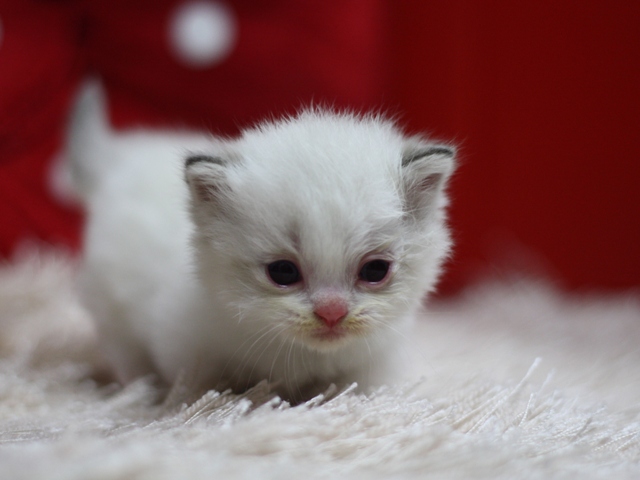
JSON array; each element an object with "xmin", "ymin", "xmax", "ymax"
[{"xmin": 169, "ymin": 1, "xmax": 237, "ymax": 68}]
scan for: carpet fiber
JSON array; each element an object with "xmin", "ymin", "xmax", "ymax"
[{"xmin": 1, "ymin": 251, "xmax": 639, "ymax": 479}]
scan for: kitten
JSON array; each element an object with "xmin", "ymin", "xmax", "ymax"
[{"xmin": 69, "ymin": 84, "xmax": 456, "ymax": 401}]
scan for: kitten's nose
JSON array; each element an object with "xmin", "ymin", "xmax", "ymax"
[{"xmin": 313, "ymin": 299, "xmax": 348, "ymax": 328}]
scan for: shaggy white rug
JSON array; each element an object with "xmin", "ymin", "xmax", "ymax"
[{"xmin": 0, "ymin": 251, "xmax": 639, "ymax": 479}]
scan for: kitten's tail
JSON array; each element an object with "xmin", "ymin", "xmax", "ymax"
[{"xmin": 57, "ymin": 79, "xmax": 115, "ymax": 204}]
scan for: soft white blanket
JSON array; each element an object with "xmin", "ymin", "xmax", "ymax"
[{"xmin": 1, "ymin": 251, "xmax": 639, "ymax": 479}]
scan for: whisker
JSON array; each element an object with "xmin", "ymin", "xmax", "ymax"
[
  {"xmin": 223, "ymin": 323, "xmax": 284, "ymax": 385},
  {"xmin": 268, "ymin": 333, "xmax": 291, "ymax": 387},
  {"xmin": 220, "ymin": 322, "xmax": 276, "ymax": 372},
  {"xmin": 299, "ymin": 344, "xmax": 314, "ymax": 386},
  {"xmin": 285, "ymin": 338, "xmax": 302, "ymax": 401},
  {"xmin": 244, "ymin": 324, "xmax": 287, "ymax": 389}
]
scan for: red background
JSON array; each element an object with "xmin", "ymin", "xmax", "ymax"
[
  {"xmin": 389, "ymin": 1, "xmax": 640, "ymax": 294},
  {"xmin": 0, "ymin": 1, "xmax": 638, "ymax": 294}
]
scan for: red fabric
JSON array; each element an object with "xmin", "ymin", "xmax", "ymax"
[
  {"xmin": 85, "ymin": 0, "xmax": 386, "ymax": 134},
  {"xmin": 0, "ymin": 0, "xmax": 386, "ymax": 256},
  {"xmin": 0, "ymin": 1, "xmax": 84, "ymax": 253},
  {"xmin": 390, "ymin": 1, "xmax": 640, "ymax": 293}
]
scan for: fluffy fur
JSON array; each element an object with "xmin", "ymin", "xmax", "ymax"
[{"xmin": 69, "ymin": 84, "xmax": 455, "ymax": 400}]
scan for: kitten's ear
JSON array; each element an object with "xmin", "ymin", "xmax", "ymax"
[
  {"xmin": 401, "ymin": 138, "xmax": 456, "ymax": 221},
  {"xmin": 184, "ymin": 154, "xmax": 230, "ymax": 205}
]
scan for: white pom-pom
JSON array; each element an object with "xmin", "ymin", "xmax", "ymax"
[{"xmin": 169, "ymin": 1, "xmax": 237, "ymax": 68}]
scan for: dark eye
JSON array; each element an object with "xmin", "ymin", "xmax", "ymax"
[
  {"xmin": 267, "ymin": 260, "xmax": 301, "ymax": 286},
  {"xmin": 359, "ymin": 260, "xmax": 391, "ymax": 283}
]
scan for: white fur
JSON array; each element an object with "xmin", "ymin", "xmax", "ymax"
[{"xmin": 70, "ymin": 84, "xmax": 455, "ymax": 400}]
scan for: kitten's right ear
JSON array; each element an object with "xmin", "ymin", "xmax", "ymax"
[
  {"xmin": 184, "ymin": 154, "xmax": 230, "ymax": 204},
  {"xmin": 400, "ymin": 138, "xmax": 456, "ymax": 221}
]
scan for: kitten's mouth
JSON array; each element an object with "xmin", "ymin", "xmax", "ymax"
[
  {"xmin": 292, "ymin": 318, "xmax": 366, "ymax": 349},
  {"xmin": 310, "ymin": 327, "xmax": 347, "ymax": 341}
]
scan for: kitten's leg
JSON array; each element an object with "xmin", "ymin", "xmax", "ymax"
[{"xmin": 80, "ymin": 274, "xmax": 156, "ymax": 383}]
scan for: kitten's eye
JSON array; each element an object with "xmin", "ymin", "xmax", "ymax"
[
  {"xmin": 267, "ymin": 260, "xmax": 301, "ymax": 286},
  {"xmin": 359, "ymin": 260, "xmax": 391, "ymax": 284}
]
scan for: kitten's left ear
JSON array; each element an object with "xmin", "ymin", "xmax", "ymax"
[
  {"xmin": 184, "ymin": 154, "xmax": 231, "ymax": 207},
  {"xmin": 401, "ymin": 138, "xmax": 456, "ymax": 220}
]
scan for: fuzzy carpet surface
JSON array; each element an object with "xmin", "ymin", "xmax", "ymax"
[{"xmin": 0, "ymin": 251, "xmax": 639, "ymax": 479}]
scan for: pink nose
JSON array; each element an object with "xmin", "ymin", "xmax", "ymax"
[{"xmin": 313, "ymin": 299, "xmax": 348, "ymax": 328}]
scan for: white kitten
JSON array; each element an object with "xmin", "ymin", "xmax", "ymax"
[{"xmin": 69, "ymin": 84, "xmax": 456, "ymax": 401}]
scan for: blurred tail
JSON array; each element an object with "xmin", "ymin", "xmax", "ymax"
[{"xmin": 57, "ymin": 79, "xmax": 114, "ymax": 204}]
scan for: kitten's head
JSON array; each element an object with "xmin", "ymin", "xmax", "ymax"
[{"xmin": 185, "ymin": 110, "xmax": 455, "ymax": 352}]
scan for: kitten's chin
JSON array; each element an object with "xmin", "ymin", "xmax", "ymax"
[{"xmin": 296, "ymin": 326, "xmax": 362, "ymax": 352}]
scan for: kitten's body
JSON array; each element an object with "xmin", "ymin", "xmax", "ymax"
[{"xmin": 71, "ymin": 86, "xmax": 455, "ymax": 400}]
